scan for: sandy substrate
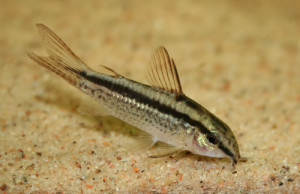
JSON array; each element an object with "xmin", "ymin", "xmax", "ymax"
[{"xmin": 0, "ymin": 0, "xmax": 299, "ymax": 193}]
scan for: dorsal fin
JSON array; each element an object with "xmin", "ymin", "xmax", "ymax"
[{"xmin": 147, "ymin": 46, "xmax": 183, "ymax": 95}]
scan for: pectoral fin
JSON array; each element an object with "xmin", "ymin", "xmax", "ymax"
[
  {"xmin": 126, "ymin": 130, "xmax": 158, "ymax": 153},
  {"xmin": 148, "ymin": 143, "xmax": 181, "ymax": 158}
]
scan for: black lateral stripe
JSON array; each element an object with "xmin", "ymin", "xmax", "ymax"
[
  {"xmin": 81, "ymin": 72, "xmax": 235, "ymax": 160},
  {"xmin": 81, "ymin": 72, "xmax": 212, "ymax": 135},
  {"xmin": 218, "ymin": 142, "xmax": 234, "ymax": 158}
]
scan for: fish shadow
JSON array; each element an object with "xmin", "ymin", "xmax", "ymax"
[{"xmin": 33, "ymin": 77, "xmax": 139, "ymax": 137}]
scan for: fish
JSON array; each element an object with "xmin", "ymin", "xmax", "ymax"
[{"xmin": 28, "ymin": 24, "xmax": 241, "ymax": 165}]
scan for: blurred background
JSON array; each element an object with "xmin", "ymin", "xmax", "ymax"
[{"xmin": 0, "ymin": 0, "xmax": 299, "ymax": 192}]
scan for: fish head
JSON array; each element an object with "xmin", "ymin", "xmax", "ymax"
[{"xmin": 188, "ymin": 113, "xmax": 241, "ymax": 165}]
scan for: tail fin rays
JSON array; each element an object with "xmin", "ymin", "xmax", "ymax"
[
  {"xmin": 28, "ymin": 52, "xmax": 82, "ymax": 85},
  {"xmin": 28, "ymin": 24, "xmax": 89, "ymax": 86}
]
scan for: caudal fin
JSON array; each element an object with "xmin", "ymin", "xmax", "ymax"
[{"xmin": 28, "ymin": 24, "xmax": 89, "ymax": 86}]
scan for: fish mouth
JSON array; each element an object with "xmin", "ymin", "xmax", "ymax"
[
  {"xmin": 231, "ymin": 153, "xmax": 241, "ymax": 166},
  {"xmin": 231, "ymin": 154, "xmax": 246, "ymax": 167},
  {"xmin": 231, "ymin": 157, "xmax": 238, "ymax": 166}
]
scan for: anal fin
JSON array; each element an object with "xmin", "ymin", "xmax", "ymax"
[{"xmin": 77, "ymin": 97, "xmax": 111, "ymax": 116}]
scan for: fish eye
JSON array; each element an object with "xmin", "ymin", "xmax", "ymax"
[{"xmin": 206, "ymin": 134, "xmax": 219, "ymax": 145}]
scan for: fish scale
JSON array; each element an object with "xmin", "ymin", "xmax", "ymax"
[{"xmin": 80, "ymin": 74, "xmax": 187, "ymax": 147}]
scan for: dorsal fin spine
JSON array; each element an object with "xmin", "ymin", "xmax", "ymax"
[{"xmin": 172, "ymin": 59, "xmax": 182, "ymax": 93}]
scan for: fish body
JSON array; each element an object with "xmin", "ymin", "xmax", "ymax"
[{"xmin": 28, "ymin": 24, "xmax": 241, "ymax": 165}]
